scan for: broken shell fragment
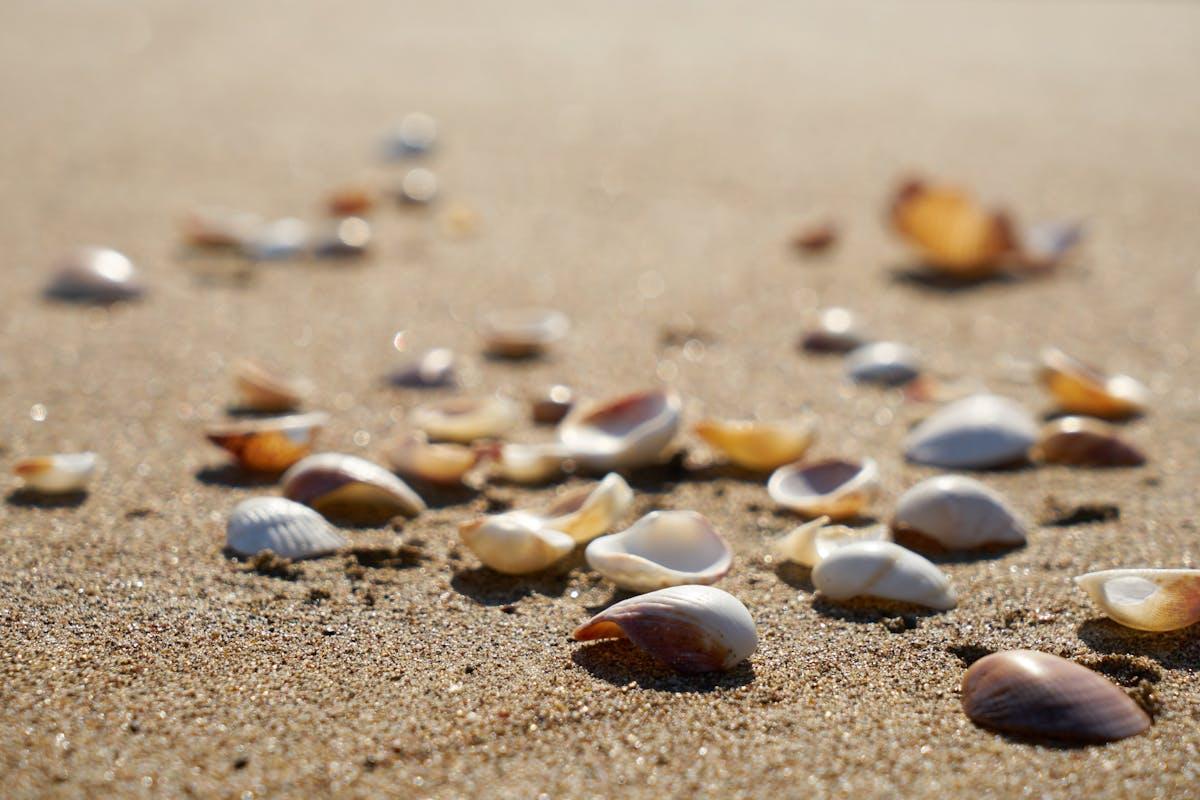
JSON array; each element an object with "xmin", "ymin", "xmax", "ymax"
[
  {"xmin": 491, "ymin": 442, "xmax": 567, "ymax": 485},
  {"xmin": 13, "ymin": 452, "xmax": 98, "ymax": 494},
  {"xmin": 532, "ymin": 385, "xmax": 574, "ymax": 424},
  {"xmin": 232, "ymin": 358, "xmax": 310, "ymax": 412},
  {"xmin": 1031, "ymin": 416, "xmax": 1146, "ymax": 468},
  {"xmin": 282, "ymin": 452, "xmax": 425, "ymax": 523},
  {"xmin": 767, "ymin": 458, "xmax": 880, "ymax": 521},
  {"xmin": 383, "ymin": 112, "xmax": 438, "ymax": 157},
  {"xmin": 45, "ymin": 247, "xmax": 144, "ymax": 303},
  {"xmin": 585, "ymin": 510, "xmax": 733, "ymax": 593},
  {"xmin": 773, "ymin": 515, "xmax": 891, "ymax": 568},
  {"xmin": 693, "ymin": 417, "xmax": 817, "ymax": 472},
  {"xmin": 390, "ymin": 348, "xmax": 456, "ymax": 388},
  {"xmin": 962, "ymin": 650, "xmax": 1151, "ymax": 743},
  {"xmin": 1074, "ymin": 569, "xmax": 1200, "ymax": 632},
  {"xmin": 314, "ymin": 217, "xmax": 371, "ymax": 257},
  {"xmin": 889, "ymin": 179, "xmax": 1014, "ymax": 277},
  {"xmin": 559, "ymin": 389, "xmax": 682, "ymax": 472},
  {"xmin": 904, "ymin": 394, "xmax": 1037, "ymax": 469},
  {"xmin": 225, "ymin": 496, "xmax": 346, "ymax": 560},
  {"xmin": 410, "ymin": 396, "xmax": 519, "ymax": 443},
  {"xmin": 480, "ymin": 308, "xmax": 569, "ymax": 358},
  {"xmin": 205, "ymin": 412, "xmax": 328, "ymax": 473},
  {"xmin": 799, "ymin": 307, "xmax": 869, "ymax": 354},
  {"xmin": 845, "ymin": 342, "xmax": 921, "ymax": 387},
  {"xmin": 812, "ymin": 540, "xmax": 956, "ymax": 610},
  {"xmin": 386, "ymin": 432, "xmax": 480, "ymax": 485},
  {"xmin": 458, "ymin": 512, "xmax": 575, "ymax": 575},
  {"xmin": 541, "ymin": 473, "xmax": 635, "ymax": 543},
  {"xmin": 892, "ymin": 475, "xmax": 1026, "ymax": 551},
  {"xmin": 573, "ymin": 585, "xmax": 756, "ymax": 673},
  {"xmin": 1039, "ymin": 348, "xmax": 1148, "ymax": 420}
]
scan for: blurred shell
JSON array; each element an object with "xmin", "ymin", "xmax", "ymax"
[
  {"xmin": 799, "ymin": 307, "xmax": 869, "ymax": 354},
  {"xmin": 889, "ymin": 179, "xmax": 1014, "ymax": 276},
  {"xmin": 182, "ymin": 207, "xmax": 262, "ymax": 248},
  {"xmin": 384, "ymin": 112, "xmax": 438, "ymax": 157},
  {"xmin": 314, "ymin": 217, "xmax": 371, "ymax": 257},
  {"xmin": 459, "ymin": 512, "xmax": 574, "ymax": 575},
  {"xmin": 480, "ymin": 308, "xmax": 569, "ymax": 358},
  {"xmin": 1015, "ymin": 221, "xmax": 1083, "ymax": 269},
  {"xmin": 282, "ymin": 452, "xmax": 425, "ymax": 523},
  {"xmin": 1075, "ymin": 569, "xmax": 1200, "ymax": 632},
  {"xmin": 327, "ymin": 186, "xmax": 375, "ymax": 217},
  {"xmin": 532, "ymin": 385, "xmax": 574, "ymax": 424},
  {"xmin": 13, "ymin": 452, "xmax": 97, "ymax": 494},
  {"xmin": 386, "ymin": 432, "xmax": 479, "ymax": 485},
  {"xmin": 792, "ymin": 219, "xmax": 838, "ymax": 253},
  {"xmin": 491, "ymin": 442, "xmax": 567, "ymax": 484},
  {"xmin": 904, "ymin": 394, "xmax": 1037, "ymax": 469},
  {"xmin": 574, "ymin": 585, "xmax": 756, "ymax": 673},
  {"xmin": 892, "ymin": 475, "xmax": 1026, "ymax": 551},
  {"xmin": 845, "ymin": 342, "xmax": 921, "ymax": 387},
  {"xmin": 232, "ymin": 358, "xmax": 310, "ymax": 412},
  {"xmin": 410, "ymin": 396, "xmax": 519, "ymax": 443},
  {"xmin": 1031, "ymin": 416, "xmax": 1146, "ymax": 467},
  {"xmin": 812, "ymin": 540, "xmax": 956, "ymax": 610},
  {"xmin": 773, "ymin": 515, "xmax": 891, "ymax": 567},
  {"xmin": 541, "ymin": 473, "xmax": 634, "ymax": 543},
  {"xmin": 225, "ymin": 496, "xmax": 346, "ymax": 560},
  {"xmin": 1039, "ymin": 348, "xmax": 1148, "ymax": 420},
  {"xmin": 206, "ymin": 412, "xmax": 328, "ymax": 473},
  {"xmin": 767, "ymin": 458, "xmax": 880, "ymax": 520},
  {"xmin": 693, "ymin": 417, "xmax": 817, "ymax": 472},
  {"xmin": 390, "ymin": 348, "xmax": 456, "ymax": 388},
  {"xmin": 398, "ymin": 168, "xmax": 438, "ymax": 204},
  {"xmin": 585, "ymin": 510, "xmax": 733, "ymax": 593},
  {"xmin": 962, "ymin": 650, "xmax": 1151, "ymax": 743},
  {"xmin": 44, "ymin": 247, "xmax": 144, "ymax": 303},
  {"xmin": 559, "ymin": 389, "xmax": 682, "ymax": 472},
  {"xmin": 243, "ymin": 217, "xmax": 309, "ymax": 260}
]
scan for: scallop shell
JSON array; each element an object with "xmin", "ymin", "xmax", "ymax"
[
  {"xmin": 1039, "ymin": 348, "xmax": 1148, "ymax": 420},
  {"xmin": 532, "ymin": 385, "xmax": 574, "ymax": 424},
  {"xmin": 845, "ymin": 342, "xmax": 921, "ymax": 387},
  {"xmin": 281, "ymin": 453, "xmax": 426, "ymax": 523},
  {"xmin": 693, "ymin": 417, "xmax": 817, "ymax": 472},
  {"xmin": 491, "ymin": 442, "xmax": 567, "ymax": 485},
  {"xmin": 767, "ymin": 458, "xmax": 880, "ymax": 520},
  {"xmin": 1030, "ymin": 416, "xmax": 1146, "ymax": 468},
  {"xmin": 585, "ymin": 510, "xmax": 733, "ymax": 593},
  {"xmin": 889, "ymin": 179, "xmax": 1014, "ymax": 276},
  {"xmin": 540, "ymin": 473, "xmax": 635, "ymax": 543},
  {"xmin": 480, "ymin": 308, "xmax": 569, "ymax": 358},
  {"xmin": 44, "ymin": 247, "xmax": 144, "ymax": 303},
  {"xmin": 1074, "ymin": 569, "xmax": 1200, "ymax": 632},
  {"xmin": 205, "ymin": 412, "xmax": 328, "ymax": 473},
  {"xmin": 904, "ymin": 394, "xmax": 1037, "ymax": 469},
  {"xmin": 410, "ymin": 396, "xmax": 519, "ymax": 443},
  {"xmin": 390, "ymin": 348, "xmax": 456, "ymax": 388},
  {"xmin": 811, "ymin": 540, "xmax": 956, "ymax": 609},
  {"xmin": 314, "ymin": 217, "xmax": 371, "ymax": 257},
  {"xmin": 458, "ymin": 512, "xmax": 575, "ymax": 575},
  {"xmin": 232, "ymin": 358, "xmax": 310, "ymax": 412},
  {"xmin": 13, "ymin": 452, "xmax": 98, "ymax": 494},
  {"xmin": 384, "ymin": 112, "xmax": 438, "ymax": 157},
  {"xmin": 799, "ymin": 307, "xmax": 870, "ymax": 354},
  {"xmin": 558, "ymin": 389, "xmax": 682, "ymax": 472},
  {"xmin": 225, "ymin": 496, "xmax": 347, "ymax": 560},
  {"xmin": 891, "ymin": 475, "xmax": 1026, "ymax": 551},
  {"xmin": 773, "ymin": 516, "xmax": 891, "ymax": 567},
  {"xmin": 962, "ymin": 650, "xmax": 1151, "ymax": 743},
  {"xmin": 574, "ymin": 585, "xmax": 756, "ymax": 673},
  {"xmin": 386, "ymin": 432, "xmax": 480, "ymax": 485}
]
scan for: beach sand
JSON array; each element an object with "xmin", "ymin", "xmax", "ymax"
[{"xmin": 2, "ymin": 1, "xmax": 1199, "ymax": 797}]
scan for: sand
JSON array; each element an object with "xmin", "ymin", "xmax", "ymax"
[{"xmin": 2, "ymin": 1, "xmax": 1199, "ymax": 797}]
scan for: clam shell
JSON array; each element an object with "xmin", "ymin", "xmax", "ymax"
[
  {"xmin": 13, "ymin": 452, "xmax": 98, "ymax": 494},
  {"xmin": 559, "ymin": 389, "xmax": 682, "ymax": 472},
  {"xmin": 480, "ymin": 308, "xmax": 569, "ymax": 358},
  {"xmin": 281, "ymin": 453, "xmax": 425, "ymax": 523},
  {"xmin": 232, "ymin": 358, "xmax": 310, "ymax": 412},
  {"xmin": 1031, "ymin": 416, "xmax": 1146, "ymax": 467},
  {"xmin": 205, "ymin": 412, "xmax": 328, "ymax": 473},
  {"xmin": 904, "ymin": 394, "xmax": 1037, "ymax": 469},
  {"xmin": 390, "ymin": 348, "xmax": 456, "ymax": 388},
  {"xmin": 458, "ymin": 512, "xmax": 575, "ymax": 575},
  {"xmin": 386, "ymin": 432, "xmax": 479, "ymax": 485},
  {"xmin": 1075, "ymin": 569, "xmax": 1200, "ymax": 632},
  {"xmin": 45, "ymin": 247, "xmax": 144, "ymax": 303},
  {"xmin": 693, "ymin": 417, "xmax": 817, "ymax": 472},
  {"xmin": 574, "ymin": 585, "xmax": 757, "ymax": 673},
  {"xmin": 767, "ymin": 458, "xmax": 880, "ymax": 520},
  {"xmin": 845, "ymin": 342, "xmax": 921, "ymax": 387},
  {"xmin": 799, "ymin": 307, "xmax": 869, "ymax": 354},
  {"xmin": 585, "ymin": 510, "xmax": 733, "ymax": 593},
  {"xmin": 773, "ymin": 516, "xmax": 891, "ymax": 567},
  {"xmin": 1039, "ymin": 348, "xmax": 1148, "ymax": 420},
  {"xmin": 384, "ymin": 112, "xmax": 438, "ymax": 157},
  {"xmin": 491, "ymin": 442, "xmax": 567, "ymax": 485},
  {"xmin": 962, "ymin": 650, "xmax": 1151, "ymax": 743},
  {"xmin": 532, "ymin": 385, "xmax": 574, "ymax": 424},
  {"xmin": 811, "ymin": 540, "xmax": 956, "ymax": 609},
  {"xmin": 892, "ymin": 475, "xmax": 1025, "ymax": 551},
  {"xmin": 889, "ymin": 179, "xmax": 1014, "ymax": 276},
  {"xmin": 225, "ymin": 496, "xmax": 346, "ymax": 560},
  {"xmin": 410, "ymin": 396, "xmax": 519, "ymax": 443},
  {"xmin": 541, "ymin": 473, "xmax": 635, "ymax": 543}
]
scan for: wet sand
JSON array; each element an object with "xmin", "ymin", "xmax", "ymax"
[{"xmin": 2, "ymin": 1, "xmax": 1199, "ymax": 797}]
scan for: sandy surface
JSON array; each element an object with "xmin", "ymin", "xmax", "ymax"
[{"xmin": 2, "ymin": 1, "xmax": 1200, "ymax": 797}]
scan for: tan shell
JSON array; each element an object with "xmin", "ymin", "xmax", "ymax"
[
  {"xmin": 281, "ymin": 453, "xmax": 425, "ymax": 523},
  {"xmin": 767, "ymin": 458, "xmax": 880, "ymax": 520},
  {"xmin": 458, "ymin": 513, "xmax": 575, "ymax": 575},
  {"xmin": 232, "ymin": 358, "xmax": 310, "ymax": 412},
  {"xmin": 1039, "ymin": 348, "xmax": 1148, "ymax": 420},
  {"xmin": 693, "ymin": 417, "xmax": 816, "ymax": 472},
  {"xmin": 491, "ymin": 442, "xmax": 567, "ymax": 485},
  {"xmin": 205, "ymin": 412, "xmax": 328, "ymax": 473},
  {"xmin": 386, "ymin": 432, "xmax": 480, "ymax": 485},
  {"xmin": 539, "ymin": 473, "xmax": 635, "ymax": 544},
  {"xmin": 1031, "ymin": 416, "xmax": 1146, "ymax": 467},
  {"xmin": 1075, "ymin": 569, "xmax": 1200, "ymax": 632},
  {"xmin": 889, "ymin": 180, "xmax": 1014, "ymax": 277},
  {"xmin": 13, "ymin": 452, "xmax": 98, "ymax": 494},
  {"xmin": 410, "ymin": 396, "xmax": 519, "ymax": 443}
]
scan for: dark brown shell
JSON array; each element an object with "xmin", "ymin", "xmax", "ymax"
[{"xmin": 1031, "ymin": 417, "xmax": 1145, "ymax": 467}]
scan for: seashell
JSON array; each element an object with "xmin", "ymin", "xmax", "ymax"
[
  {"xmin": 398, "ymin": 168, "xmax": 438, "ymax": 205},
  {"xmin": 13, "ymin": 452, "xmax": 98, "ymax": 494},
  {"xmin": 792, "ymin": 219, "xmax": 838, "ymax": 253},
  {"xmin": 44, "ymin": 247, "xmax": 144, "ymax": 303},
  {"xmin": 232, "ymin": 358, "xmax": 310, "ymax": 412},
  {"xmin": 327, "ymin": 186, "xmax": 375, "ymax": 217},
  {"xmin": 799, "ymin": 307, "xmax": 869, "ymax": 354},
  {"xmin": 532, "ymin": 385, "xmax": 574, "ymax": 425},
  {"xmin": 480, "ymin": 308, "xmax": 570, "ymax": 358},
  {"xmin": 773, "ymin": 515, "xmax": 891, "ymax": 567},
  {"xmin": 491, "ymin": 442, "xmax": 567, "ymax": 484},
  {"xmin": 559, "ymin": 389, "xmax": 682, "ymax": 472},
  {"xmin": 225, "ymin": 496, "xmax": 346, "ymax": 560},
  {"xmin": 386, "ymin": 432, "xmax": 480, "ymax": 485},
  {"xmin": 182, "ymin": 207, "xmax": 262, "ymax": 248},
  {"xmin": 891, "ymin": 475, "xmax": 1026, "ymax": 551},
  {"xmin": 845, "ymin": 342, "xmax": 921, "ymax": 387},
  {"xmin": 585, "ymin": 510, "xmax": 733, "ymax": 593},
  {"xmin": 693, "ymin": 417, "xmax": 817, "ymax": 472},
  {"xmin": 410, "ymin": 395, "xmax": 519, "ymax": 443},
  {"xmin": 458, "ymin": 512, "xmax": 575, "ymax": 575},
  {"xmin": 314, "ymin": 217, "xmax": 371, "ymax": 257},
  {"xmin": 206, "ymin": 412, "xmax": 328, "ymax": 473},
  {"xmin": 904, "ymin": 394, "xmax": 1037, "ymax": 469},
  {"xmin": 242, "ymin": 217, "xmax": 309, "ymax": 260},
  {"xmin": 384, "ymin": 112, "xmax": 438, "ymax": 157},
  {"xmin": 390, "ymin": 348, "xmax": 456, "ymax": 388},
  {"xmin": 889, "ymin": 179, "xmax": 1014, "ymax": 277},
  {"xmin": 767, "ymin": 458, "xmax": 880, "ymax": 520},
  {"xmin": 1038, "ymin": 348, "xmax": 1148, "ymax": 420},
  {"xmin": 282, "ymin": 452, "xmax": 425, "ymax": 523},
  {"xmin": 540, "ymin": 473, "xmax": 635, "ymax": 543},
  {"xmin": 961, "ymin": 650, "xmax": 1151, "ymax": 742},
  {"xmin": 1015, "ymin": 221, "xmax": 1083, "ymax": 270},
  {"xmin": 1031, "ymin": 416, "xmax": 1146, "ymax": 468},
  {"xmin": 573, "ymin": 584, "xmax": 756, "ymax": 673},
  {"xmin": 1074, "ymin": 569, "xmax": 1200, "ymax": 632},
  {"xmin": 811, "ymin": 540, "xmax": 956, "ymax": 609}
]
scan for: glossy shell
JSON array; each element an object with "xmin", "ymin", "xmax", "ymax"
[
  {"xmin": 1030, "ymin": 416, "xmax": 1146, "ymax": 467},
  {"xmin": 205, "ymin": 412, "xmax": 328, "ymax": 473},
  {"xmin": 232, "ymin": 358, "xmax": 310, "ymax": 412},
  {"xmin": 44, "ymin": 247, "xmax": 144, "ymax": 303},
  {"xmin": 904, "ymin": 394, "xmax": 1037, "ymax": 469},
  {"xmin": 811, "ymin": 541, "xmax": 956, "ymax": 610},
  {"xmin": 892, "ymin": 475, "xmax": 1026, "ymax": 551},
  {"xmin": 459, "ymin": 512, "xmax": 575, "ymax": 575},
  {"xmin": 1075, "ymin": 569, "xmax": 1200, "ymax": 632},
  {"xmin": 13, "ymin": 452, "xmax": 98, "ymax": 494},
  {"xmin": 773, "ymin": 516, "xmax": 892, "ymax": 568},
  {"xmin": 559, "ymin": 389, "xmax": 682, "ymax": 472},
  {"xmin": 845, "ymin": 342, "xmax": 921, "ymax": 387},
  {"xmin": 586, "ymin": 511, "xmax": 733, "ymax": 593},
  {"xmin": 889, "ymin": 179, "xmax": 1014, "ymax": 276},
  {"xmin": 1039, "ymin": 348, "xmax": 1148, "ymax": 420},
  {"xmin": 693, "ymin": 417, "xmax": 817, "ymax": 472},
  {"xmin": 541, "ymin": 473, "xmax": 635, "ymax": 544},
  {"xmin": 281, "ymin": 453, "xmax": 426, "ymax": 523},
  {"xmin": 225, "ymin": 496, "xmax": 347, "ymax": 560},
  {"xmin": 767, "ymin": 458, "xmax": 880, "ymax": 520}
]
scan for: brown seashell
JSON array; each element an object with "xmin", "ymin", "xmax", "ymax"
[
  {"xmin": 1031, "ymin": 417, "xmax": 1146, "ymax": 468},
  {"xmin": 889, "ymin": 179, "xmax": 1015, "ymax": 277},
  {"xmin": 532, "ymin": 385, "xmax": 574, "ymax": 425},
  {"xmin": 962, "ymin": 650, "xmax": 1151, "ymax": 743},
  {"xmin": 281, "ymin": 453, "xmax": 425, "ymax": 524},
  {"xmin": 327, "ymin": 186, "xmax": 375, "ymax": 217},
  {"xmin": 205, "ymin": 412, "xmax": 328, "ymax": 473},
  {"xmin": 792, "ymin": 220, "xmax": 838, "ymax": 253}
]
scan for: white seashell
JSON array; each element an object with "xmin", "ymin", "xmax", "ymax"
[
  {"xmin": 904, "ymin": 394, "xmax": 1037, "ymax": 469},
  {"xmin": 559, "ymin": 389, "xmax": 682, "ymax": 472},
  {"xmin": 314, "ymin": 217, "xmax": 371, "ymax": 257},
  {"xmin": 398, "ymin": 168, "xmax": 438, "ymax": 204},
  {"xmin": 282, "ymin": 452, "xmax": 425, "ymax": 523},
  {"xmin": 491, "ymin": 442, "xmax": 567, "ymax": 484},
  {"xmin": 480, "ymin": 308, "xmax": 570, "ymax": 357},
  {"xmin": 410, "ymin": 395, "xmax": 519, "ymax": 443},
  {"xmin": 845, "ymin": 342, "xmax": 921, "ymax": 387},
  {"xmin": 541, "ymin": 473, "xmax": 635, "ymax": 543},
  {"xmin": 773, "ymin": 515, "xmax": 891, "ymax": 567},
  {"xmin": 574, "ymin": 585, "xmax": 757, "ymax": 673},
  {"xmin": 586, "ymin": 510, "xmax": 732, "ymax": 593},
  {"xmin": 386, "ymin": 432, "xmax": 479, "ymax": 485},
  {"xmin": 242, "ymin": 217, "xmax": 309, "ymax": 260},
  {"xmin": 45, "ymin": 247, "xmax": 144, "ymax": 303},
  {"xmin": 390, "ymin": 348, "xmax": 456, "ymax": 388},
  {"xmin": 13, "ymin": 452, "xmax": 98, "ymax": 494},
  {"xmin": 226, "ymin": 496, "xmax": 346, "ymax": 560},
  {"xmin": 1074, "ymin": 569, "xmax": 1200, "ymax": 632},
  {"xmin": 232, "ymin": 358, "xmax": 310, "ymax": 412},
  {"xmin": 800, "ymin": 307, "xmax": 870, "ymax": 354},
  {"xmin": 892, "ymin": 475, "xmax": 1025, "ymax": 551},
  {"xmin": 1039, "ymin": 348, "xmax": 1148, "ymax": 420},
  {"xmin": 812, "ymin": 540, "xmax": 956, "ymax": 609},
  {"xmin": 693, "ymin": 417, "xmax": 817, "ymax": 472},
  {"xmin": 459, "ymin": 512, "xmax": 575, "ymax": 575},
  {"xmin": 384, "ymin": 112, "xmax": 438, "ymax": 157},
  {"xmin": 767, "ymin": 458, "xmax": 880, "ymax": 520}
]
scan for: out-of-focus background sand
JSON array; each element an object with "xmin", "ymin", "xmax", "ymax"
[{"xmin": 2, "ymin": 1, "xmax": 1199, "ymax": 797}]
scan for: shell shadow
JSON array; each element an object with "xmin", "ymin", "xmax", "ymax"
[
  {"xmin": 1077, "ymin": 618, "xmax": 1200, "ymax": 672},
  {"xmin": 5, "ymin": 489, "xmax": 88, "ymax": 509},
  {"xmin": 449, "ymin": 563, "xmax": 576, "ymax": 606},
  {"xmin": 891, "ymin": 533, "xmax": 1025, "ymax": 565},
  {"xmin": 194, "ymin": 464, "xmax": 280, "ymax": 489},
  {"xmin": 224, "ymin": 405, "xmax": 297, "ymax": 419},
  {"xmin": 811, "ymin": 594, "xmax": 942, "ymax": 624},
  {"xmin": 773, "ymin": 562, "xmax": 814, "ymax": 592},
  {"xmin": 583, "ymin": 587, "xmax": 639, "ymax": 614},
  {"xmin": 887, "ymin": 264, "xmax": 1021, "ymax": 293},
  {"xmin": 481, "ymin": 351, "xmax": 552, "ymax": 366},
  {"xmin": 404, "ymin": 480, "xmax": 478, "ymax": 510},
  {"xmin": 683, "ymin": 463, "xmax": 775, "ymax": 485},
  {"xmin": 571, "ymin": 640, "xmax": 756, "ymax": 692}
]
